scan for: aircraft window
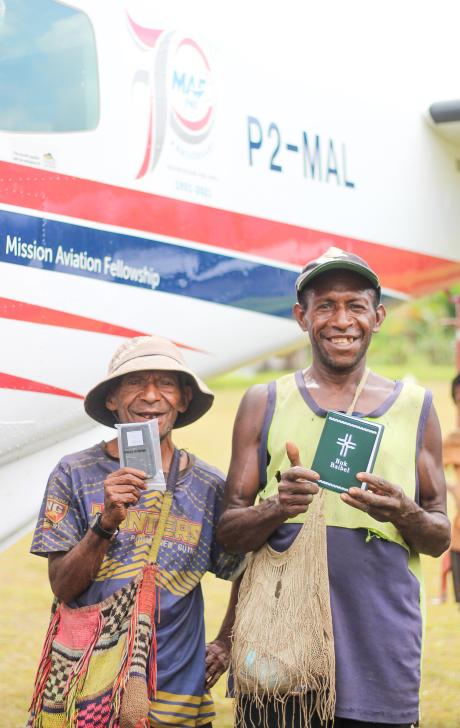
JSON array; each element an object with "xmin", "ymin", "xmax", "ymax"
[{"xmin": 0, "ymin": 0, "xmax": 99, "ymax": 132}]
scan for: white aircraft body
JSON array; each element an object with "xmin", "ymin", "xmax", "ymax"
[{"xmin": 1, "ymin": 0, "xmax": 460, "ymax": 547}]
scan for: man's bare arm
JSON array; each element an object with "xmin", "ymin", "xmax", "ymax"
[
  {"xmin": 48, "ymin": 534, "xmax": 112, "ymax": 603},
  {"xmin": 205, "ymin": 574, "xmax": 242, "ymax": 688},
  {"xmin": 49, "ymin": 466, "xmax": 147, "ymax": 602},
  {"xmin": 342, "ymin": 404, "xmax": 451, "ymax": 557},
  {"xmin": 216, "ymin": 385, "xmax": 319, "ymax": 554},
  {"xmin": 400, "ymin": 403, "xmax": 451, "ymax": 555}
]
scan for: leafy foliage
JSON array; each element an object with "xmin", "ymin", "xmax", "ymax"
[{"xmin": 369, "ymin": 286, "xmax": 460, "ymax": 368}]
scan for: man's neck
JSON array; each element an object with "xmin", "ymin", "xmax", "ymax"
[
  {"xmin": 303, "ymin": 360, "xmax": 372, "ymax": 414},
  {"xmin": 160, "ymin": 436, "xmax": 176, "ymax": 472},
  {"xmin": 305, "ymin": 360, "xmax": 368, "ymax": 391},
  {"xmin": 303, "ymin": 359, "xmax": 397, "ymax": 415}
]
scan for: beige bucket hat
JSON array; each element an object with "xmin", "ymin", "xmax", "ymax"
[{"xmin": 84, "ymin": 335, "xmax": 214, "ymax": 428}]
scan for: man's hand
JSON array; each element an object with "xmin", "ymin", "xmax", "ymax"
[
  {"xmin": 49, "ymin": 467, "xmax": 148, "ymax": 603},
  {"xmin": 205, "ymin": 638, "xmax": 231, "ymax": 689},
  {"xmin": 217, "ymin": 385, "xmax": 321, "ymax": 554},
  {"xmin": 275, "ymin": 441, "xmax": 320, "ymax": 519},
  {"xmin": 340, "ymin": 472, "xmax": 415, "ymax": 524},
  {"xmin": 102, "ymin": 467, "xmax": 148, "ymax": 531}
]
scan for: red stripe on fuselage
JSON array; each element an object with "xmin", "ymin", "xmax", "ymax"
[
  {"xmin": 0, "ymin": 297, "xmax": 205, "ymax": 352},
  {"xmin": 0, "ymin": 297, "xmax": 148, "ymax": 337},
  {"xmin": 0, "ymin": 372, "xmax": 83, "ymax": 399},
  {"xmin": 1, "ymin": 161, "xmax": 459, "ymax": 297}
]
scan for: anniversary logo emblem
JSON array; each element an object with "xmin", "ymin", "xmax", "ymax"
[{"xmin": 128, "ymin": 15, "xmax": 215, "ymax": 178}]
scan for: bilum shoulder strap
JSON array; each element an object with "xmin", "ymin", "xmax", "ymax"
[{"xmin": 149, "ymin": 448, "xmax": 181, "ymax": 563}]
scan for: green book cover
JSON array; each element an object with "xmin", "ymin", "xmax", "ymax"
[{"xmin": 311, "ymin": 411, "xmax": 384, "ymax": 494}]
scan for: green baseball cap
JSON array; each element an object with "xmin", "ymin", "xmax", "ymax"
[{"xmin": 295, "ymin": 246, "xmax": 381, "ymax": 301}]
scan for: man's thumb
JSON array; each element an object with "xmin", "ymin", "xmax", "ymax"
[{"xmin": 286, "ymin": 441, "xmax": 301, "ymax": 467}]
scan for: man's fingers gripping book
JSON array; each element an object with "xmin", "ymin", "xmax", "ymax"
[{"xmin": 311, "ymin": 411, "xmax": 384, "ymax": 494}]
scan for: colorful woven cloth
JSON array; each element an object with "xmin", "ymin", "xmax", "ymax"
[{"xmin": 28, "ymin": 564, "xmax": 158, "ymax": 728}]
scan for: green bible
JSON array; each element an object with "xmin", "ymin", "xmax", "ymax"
[{"xmin": 311, "ymin": 411, "xmax": 384, "ymax": 494}]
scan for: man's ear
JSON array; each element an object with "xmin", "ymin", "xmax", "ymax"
[
  {"xmin": 177, "ymin": 384, "xmax": 193, "ymax": 413},
  {"xmin": 105, "ymin": 389, "xmax": 118, "ymax": 413},
  {"xmin": 293, "ymin": 302, "xmax": 309, "ymax": 332},
  {"xmin": 372, "ymin": 303, "xmax": 386, "ymax": 333}
]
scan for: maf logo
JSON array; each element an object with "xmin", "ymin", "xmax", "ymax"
[{"xmin": 128, "ymin": 15, "xmax": 215, "ymax": 178}]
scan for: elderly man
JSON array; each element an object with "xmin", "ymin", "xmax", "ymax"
[
  {"xmin": 217, "ymin": 248, "xmax": 450, "ymax": 728},
  {"xmin": 29, "ymin": 335, "xmax": 240, "ymax": 728}
]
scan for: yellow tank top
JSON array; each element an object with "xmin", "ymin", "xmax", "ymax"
[{"xmin": 259, "ymin": 371, "xmax": 429, "ymax": 583}]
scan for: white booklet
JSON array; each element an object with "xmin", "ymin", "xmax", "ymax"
[{"xmin": 115, "ymin": 418, "xmax": 166, "ymax": 491}]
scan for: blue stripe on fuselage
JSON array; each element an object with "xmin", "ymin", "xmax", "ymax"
[{"xmin": 0, "ymin": 210, "xmax": 297, "ymax": 318}]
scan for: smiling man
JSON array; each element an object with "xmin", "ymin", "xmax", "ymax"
[
  {"xmin": 29, "ymin": 335, "xmax": 241, "ymax": 728},
  {"xmin": 217, "ymin": 247, "xmax": 450, "ymax": 728}
]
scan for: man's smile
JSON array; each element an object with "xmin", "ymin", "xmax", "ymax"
[
  {"xmin": 132, "ymin": 411, "xmax": 164, "ymax": 420},
  {"xmin": 323, "ymin": 335, "xmax": 359, "ymax": 347}
]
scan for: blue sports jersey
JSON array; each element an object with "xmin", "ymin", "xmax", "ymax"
[{"xmin": 31, "ymin": 442, "xmax": 241, "ymax": 727}]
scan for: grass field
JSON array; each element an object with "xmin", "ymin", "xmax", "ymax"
[{"xmin": 1, "ymin": 372, "xmax": 459, "ymax": 727}]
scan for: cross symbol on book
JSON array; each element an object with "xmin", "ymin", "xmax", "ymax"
[{"xmin": 337, "ymin": 433, "xmax": 356, "ymax": 457}]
